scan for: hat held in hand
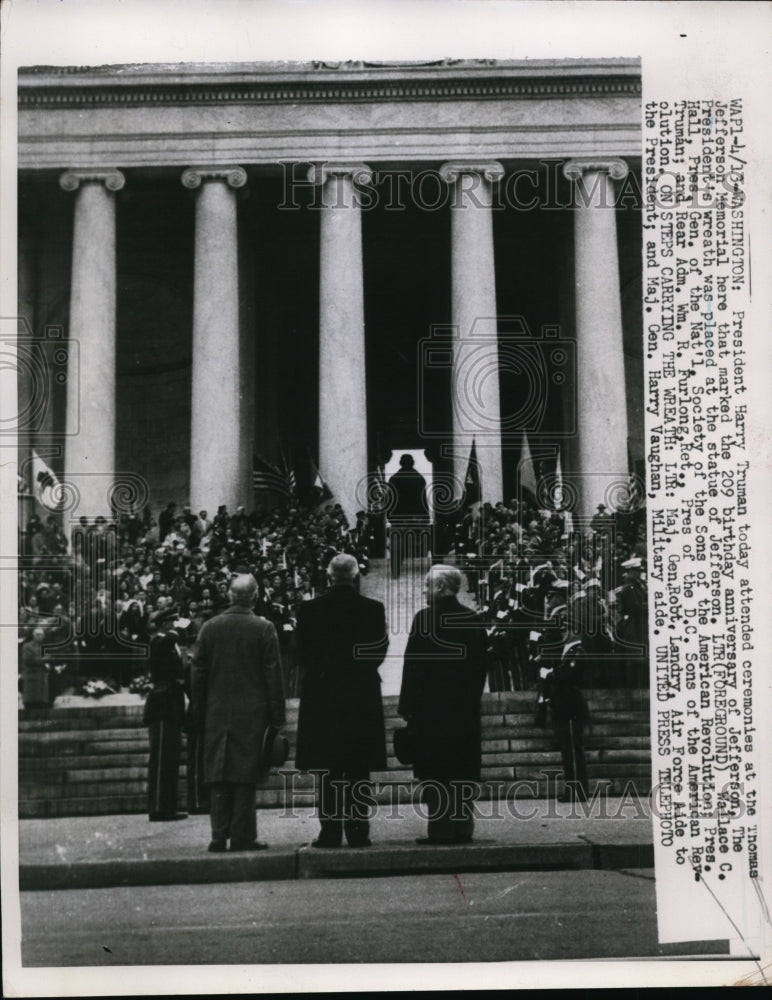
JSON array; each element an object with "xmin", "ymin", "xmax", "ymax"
[{"xmin": 260, "ymin": 723, "xmax": 290, "ymax": 774}]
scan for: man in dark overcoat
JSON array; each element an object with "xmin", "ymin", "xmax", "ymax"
[
  {"xmin": 295, "ymin": 553, "xmax": 389, "ymax": 848},
  {"xmin": 144, "ymin": 606, "xmax": 187, "ymax": 821},
  {"xmin": 399, "ymin": 564, "xmax": 487, "ymax": 844},
  {"xmin": 191, "ymin": 574, "xmax": 286, "ymax": 852}
]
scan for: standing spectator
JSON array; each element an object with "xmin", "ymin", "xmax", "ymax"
[
  {"xmin": 191, "ymin": 574, "xmax": 285, "ymax": 853},
  {"xmin": 158, "ymin": 502, "xmax": 177, "ymax": 543},
  {"xmin": 544, "ymin": 639, "xmax": 591, "ymax": 803},
  {"xmin": 387, "ymin": 454, "xmax": 429, "ymax": 578},
  {"xmin": 181, "ymin": 630, "xmax": 209, "ymax": 816},
  {"xmin": 21, "ymin": 627, "xmax": 50, "ymax": 709},
  {"xmin": 399, "ymin": 565, "xmax": 487, "ymax": 845},
  {"xmin": 295, "ymin": 553, "xmax": 388, "ymax": 848},
  {"xmin": 143, "ymin": 606, "xmax": 187, "ymax": 821}
]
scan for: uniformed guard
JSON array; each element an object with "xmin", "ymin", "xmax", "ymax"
[
  {"xmin": 144, "ymin": 606, "xmax": 187, "ymax": 821},
  {"xmin": 545, "ymin": 638, "xmax": 591, "ymax": 803}
]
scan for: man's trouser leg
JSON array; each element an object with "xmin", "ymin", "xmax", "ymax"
[
  {"xmin": 230, "ymin": 783, "xmax": 258, "ymax": 846},
  {"xmin": 423, "ymin": 781, "xmax": 453, "ymax": 843},
  {"xmin": 318, "ymin": 768, "xmax": 345, "ymax": 846},
  {"xmin": 148, "ymin": 720, "xmax": 181, "ymax": 818},
  {"xmin": 186, "ymin": 727, "xmax": 210, "ymax": 814},
  {"xmin": 209, "ymin": 783, "xmax": 234, "ymax": 844},
  {"xmin": 343, "ymin": 767, "xmax": 372, "ymax": 846},
  {"xmin": 558, "ymin": 722, "xmax": 588, "ymax": 801}
]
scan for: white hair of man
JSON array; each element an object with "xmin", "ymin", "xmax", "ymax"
[
  {"xmin": 426, "ymin": 564, "xmax": 462, "ymax": 598},
  {"xmin": 327, "ymin": 552, "xmax": 360, "ymax": 585},
  {"xmin": 229, "ymin": 573, "xmax": 258, "ymax": 606}
]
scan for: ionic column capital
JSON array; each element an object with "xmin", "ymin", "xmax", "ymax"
[
  {"xmin": 562, "ymin": 158, "xmax": 629, "ymax": 183},
  {"xmin": 439, "ymin": 161, "xmax": 505, "ymax": 185},
  {"xmin": 59, "ymin": 169, "xmax": 125, "ymax": 193},
  {"xmin": 307, "ymin": 162, "xmax": 373, "ymax": 186},
  {"xmin": 181, "ymin": 166, "xmax": 248, "ymax": 190}
]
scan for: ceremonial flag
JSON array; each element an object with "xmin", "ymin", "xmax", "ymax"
[
  {"xmin": 308, "ymin": 451, "xmax": 333, "ymax": 505},
  {"xmin": 31, "ymin": 451, "xmax": 62, "ymax": 511},
  {"xmin": 463, "ymin": 439, "xmax": 481, "ymax": 507},
  {"xmin": 554, "ymin": 448, "xmax": 573, "ymax": 533},
  {"xmin": 519, "ymin": 430, "xmax": 538, "ymax": 504},
  {"xmin": 253, "ymin": 454, "xmax": 291, "ymax": 498},
  {"xmin": 372, "ymin": 461, "xmax": 388, "ymax": 512},
  {"xmin": 280, "ymin": 450, "xmax": 298, "ymax": 498}
]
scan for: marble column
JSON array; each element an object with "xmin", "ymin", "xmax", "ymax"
[
  {"xmin": 59, "ymin": 169, "xmax": 125, "ymax": 522},
  {"xmin": 17, "ymin": 220, "xmax": 36, "ymax": 498},
  {"xmin": 308, "ymin": 162, "xmax": 371, "ymax": 525},
  {"xmin": 181, "ymin": 166, "xmax": 247, "ymax": 516},
  {"xmin": 563, "ymin": 158, "xmax": 630, "ymax": 520},
  {"xmin": 439, "ymin": 161, "xmax": 505, "ymax": 506}
]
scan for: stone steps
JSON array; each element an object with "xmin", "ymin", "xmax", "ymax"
[{"xmin": 19, "ymin": 691, "xmax": 652, "ymax": 817}]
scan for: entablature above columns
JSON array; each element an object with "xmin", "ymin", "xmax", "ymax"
[{"xmin": 18, "ymin": 60, "xmax": 641, "ymax": 171}]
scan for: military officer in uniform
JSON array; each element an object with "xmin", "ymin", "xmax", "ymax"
[{"xmin": 144, "ymin": 606, "xmax": 187, "ymax": 821}]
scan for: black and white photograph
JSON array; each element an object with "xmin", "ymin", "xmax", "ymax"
[{"xmin": 2, "ymin": 0, "xmax": 770, "ymax": 993}]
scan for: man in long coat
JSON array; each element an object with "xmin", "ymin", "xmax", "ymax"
[
  {"xmin": 399, "ymin": 564, "xmax": 487, "ymax": 844},
  {"xmin": 295, "ymin": 553, "xmax": 389, "ymax": 848},
  {"xmin": 191, "ymin": 574, "xmax": 286, "ymax": 852}
]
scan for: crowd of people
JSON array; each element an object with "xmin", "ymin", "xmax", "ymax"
[
  {"xmin": 18, "ymin": 500, "xmax": 373, "ymax": 702},
  {"xmin": 17, "ymin": 483, "xmax": 648, "ymax": 707},
  {"xmin": 449, "ymin": 496, "xmax": 648, "ymax": 692}
]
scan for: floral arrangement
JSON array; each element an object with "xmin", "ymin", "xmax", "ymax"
[
  {"xmin": 80, "ymin": 678, "xmax": 116, "ymax": 699},
  {"xmin": 128, "ymin": 674, "xmax": 153, "ymax": 696}
]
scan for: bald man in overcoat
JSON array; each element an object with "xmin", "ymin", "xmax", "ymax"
[{"xmin": 191, "ymin": 574, "xmax": 286, "ymax": 852}]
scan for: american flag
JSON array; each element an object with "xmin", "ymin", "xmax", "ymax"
[
  {"xmin": 280, "ymin": 451, "xmax": 298, "ymax": 498},
  {"xmin": 253, "ymin": 455, "xmax": 292, "ymax": 498}
]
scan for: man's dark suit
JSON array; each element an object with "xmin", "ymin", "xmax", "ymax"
[
  {"xmin": 295, "ymin": 584, "xmax": 389, "ymax": 846},
  {"xmin": 399, "ymin": 595, "xmax": 487, "ymax": 843}
]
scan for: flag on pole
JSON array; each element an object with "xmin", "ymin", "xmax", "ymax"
[
  {"xmin": 554, "ymin": 449, "xmax": 564, "ymax": 509},
  {"xmin": 554, "ymin": 447, "xmax": 573, "ymax": 532},
  {"xmin": 280, "ymin": 450, "xmax": 298, "ymax": 499},
  {"xmin": 253, "ymin": 454, "xmax": 292, "ymax": 498},
  {"xmin": 308, "ymin": 451, "xmax": 333, "ymax": 506},
  {"xmin": 31, "ymin": 450, "xmax": 62, "ymax": 510},
  {"xmin": 367, "ymin": 460, "xmax": 390, "ymax": 516},
  {"xmin": 519, "ymin": 430, "xmax": 538, "ymax": 505},
  {"xmin": 463, "ymin": 439, "xmax": 481, "ymax": 507}
]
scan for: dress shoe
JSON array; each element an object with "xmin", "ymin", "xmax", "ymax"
[
  {"xmin": 229, "ymin": 840, "xmax": 268, "ymax": 851},
  {"xmin": 207, "ymin": 840, "xmax": 227, "ymax": 853},
  {"xmin": 149, "ymin": 812, "xmax": 188, "ymax": 822},
  {"xmin": 346, "ymin": 838, "xmax": 372, "ymax": 848}
]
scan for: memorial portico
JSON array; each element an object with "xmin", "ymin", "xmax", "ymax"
[{"xmin": 17, "ymin": 60, "xmax": 642, "ymax": 526}]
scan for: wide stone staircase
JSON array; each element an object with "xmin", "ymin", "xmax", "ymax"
[{"xmin": 19, "ymin": 690, "xmax": 651, "ymax": 818}]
